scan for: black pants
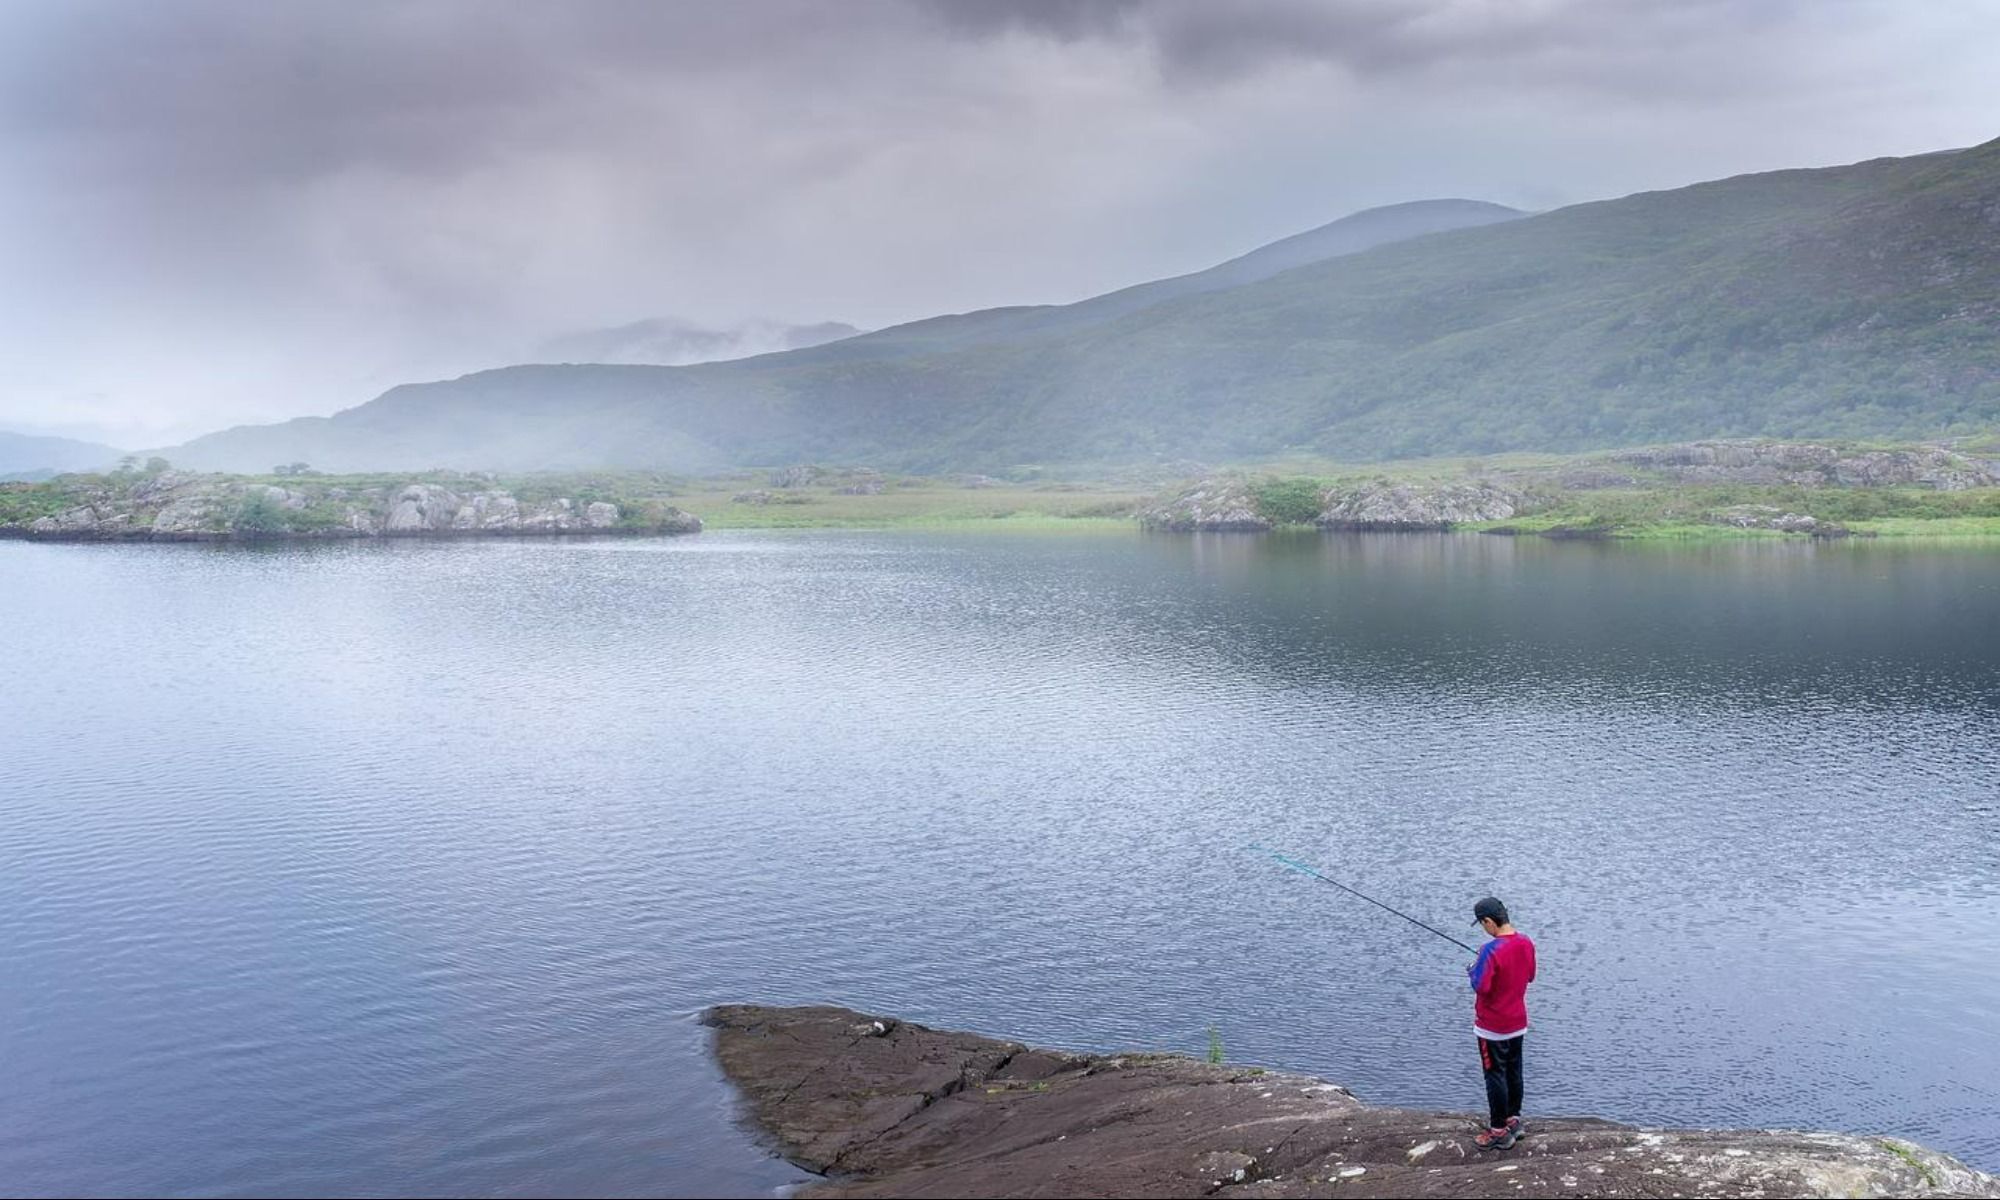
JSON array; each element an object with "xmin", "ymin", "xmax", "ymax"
[{"xmin": 1478, "ymin": 1035, "xmax": 1524, "ymax": 1129}]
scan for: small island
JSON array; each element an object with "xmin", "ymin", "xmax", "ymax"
[
  {"xmin": 706, "ymin": 1004, "xmax": 1999, "ymax": 1199},
  {"xmin": 0, "ymin": 464, "xmax": 701, "ymax": 541}
]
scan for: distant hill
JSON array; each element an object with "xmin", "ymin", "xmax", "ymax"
[
  {"xmin": 784, "ymin": 198, "xmax": 1525, "ymax": 364},
  {"xmin": 0, "ymin": 430, "xmax": 123, "ymax": 480},
  {"xmin": 166, "ymin": 198, "xmax": 1527, "ymax": 472},
  {"xmin": 166, "ymin": 143, "xmax": 2000, "ymax": 473},
  {"xmin": 535, "ymin": 317, "xmax": 863, "ymax": 366}
]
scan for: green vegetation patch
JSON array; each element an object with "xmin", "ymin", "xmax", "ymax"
[
  {"xmin": 0, "ymin": 482, "xmax": 73, "ymax": 525},
  {"xmin": 1250, "ymin": 476, "xmax": 1326, "ymax": 526},
  {"xmin": 1879, "ymin": 1139, "xmax": 1940, "ymax": 1189}
]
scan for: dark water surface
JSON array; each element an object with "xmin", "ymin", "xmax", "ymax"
[{"xmin": 3, "ymin": 531, "xmax": 1998, "ymax": 1197}]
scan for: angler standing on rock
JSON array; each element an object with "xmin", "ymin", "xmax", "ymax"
[{"xmin": 1468, "ymin": 896, "xmax": 1536, "ymax": 1150}]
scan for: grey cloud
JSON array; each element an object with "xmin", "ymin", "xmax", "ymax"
[
  {"xmin": 920, "ymin": 0, "xmax": 1144, "ymax": 42},
  {"xmin": 0, "ymin": 1, "xmax": 1838, "ymax": 189},
  {"xmin": 924, "ymin": 0, "xmax": 1823, "ymax": 95},
  {"xmin": 0, "ymin": 0, "xmax": 1873, "ymax": 205}
]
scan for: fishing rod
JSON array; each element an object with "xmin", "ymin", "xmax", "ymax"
[{"xmin": 1248, "ymin": 844, "xmax": 1477, "ymax": 954}]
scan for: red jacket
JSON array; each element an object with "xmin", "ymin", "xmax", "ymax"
[{"xmin": 1468, "ymin": 931, "xmax": 1536, "ymax": 1039}]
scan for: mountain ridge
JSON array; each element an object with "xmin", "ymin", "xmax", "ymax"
[
  {"xmin": 163, "ymin": 143, "xmax": 1999, "ymax": 473},
  {"xmin": 534, "ymin": 317, "xmax": 864, "ymax": 367},
  {"xmin": 0, "ymin": 430, "xmax": 126, "ymax": 480}
]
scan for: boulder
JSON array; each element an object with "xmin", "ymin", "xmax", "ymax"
[
  {"xmin": 463, "ymin": 493, "xmax": 523, "ymax": 529},
  {"xmin": 1706, "ymin": 505, "xmax": 1857, "ymax": 536},
  {"xmin": 129, "ymin": 471, "xmax": 203, "ymax": 504},
  {"xmin": 518, "ymin": 498, "xmax": 577, "ymax": 530},
  {"xmin": 385, "ymin": 484, "xmax": 462, "ymax": 533},
  {"xmin": 1709, "ymin": 504, "xmax": 1815, "ymax": 532},
  {"xmin": 152, "ymin": 493, "xmax": 227, "ymax": 536},
  {"xmin": 33, "ymin": 505, "xmax": 106, "ymax": 535},
  {"xmin": 1318, "ymin": 482, "xmax": 1520, "ymax": 530},
  {"xmin": 707, "ymin": 1004, "xmax": 2000, "ymax": 1200}
]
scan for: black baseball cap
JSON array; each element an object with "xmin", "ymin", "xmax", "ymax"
[{"xmin": 1472, "ymin": 897, "xmax": 1509, "ymax": 926}]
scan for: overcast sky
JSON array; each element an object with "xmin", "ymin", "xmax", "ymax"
[{"xmin": 2, "ymin": 0, "xmax": 1995, "ymax": 447}]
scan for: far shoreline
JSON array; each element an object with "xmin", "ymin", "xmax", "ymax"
[{"xmin": 5, "ymin": 437, "xmax": 1998, "ymax": 543}]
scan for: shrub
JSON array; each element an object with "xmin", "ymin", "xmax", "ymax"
[
  {"xmin": 1252, "ymin": 476, "xmax": 1324, "ymax": 525},
  {"xmin": 232, "ymin": 490, "xmax": 290, "ymax": 534}
]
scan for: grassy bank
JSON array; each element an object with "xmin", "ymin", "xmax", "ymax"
[
  {"xmin": 1444, "ymin": 483, "xmax": 2000, "ymax": 540},
  {"xmin": 0, "ymin": 465, "xmax": 1153, "ymax": 536},
  {"xmin": 667, "ymin": 481, "xmax": 1149, "ymax": 529}
]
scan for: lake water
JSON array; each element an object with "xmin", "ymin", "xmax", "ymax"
[{"xmin": 3, "ymin": 530, "xmax": 1998, "ymax": 1197}]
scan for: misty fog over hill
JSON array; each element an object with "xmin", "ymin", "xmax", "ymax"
[
  {"xmin": 534, "ymin": 318, "xmax": 864, "ymax": 368},
  {"xmin": 164, "ymin": 142, "xmax": 1998, "ymax": 474},
  {"xmin": 0, "ymin": 430, "xmax": 124, "ymax": 480}
]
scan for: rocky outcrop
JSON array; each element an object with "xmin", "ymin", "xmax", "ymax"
[
  {"xmin": 1139, "ymin": 477, "xmax": 1271, "ymax": 532},
  {"xmin": 1318, "ymin": 482, "xmax": 1521, "ymax": 530},
  {"xmin": 708, "ymin": 1005, "xmax": 1998, "ymax": 1200},
  {"xmin": 835, "ymin": 472, "xmax": 886, "ymax": 496},
  {"xmin": 151, "ymin": 493, "xmax": 227, "ymax": 535},
  {"xmin": 1607, "ymin": 442, "xmax": 2000, "ymax": 490},
  {"xmin": 1706, "ymin": 505, "xmax": 1856, "ymax": 537},
  {"xmin": 3, "ymin": 471, "xmax": 700, "ymax": 541},
  {"xmin": 732, "ymin": 489, "xmax": 810, "ymax": 506}
]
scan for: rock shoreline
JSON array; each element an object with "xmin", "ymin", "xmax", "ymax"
[
  {"xmin": 0, "ymin": 473, "xmax": 701, "ymax": 542},
  {"xmin": 1135, "ymin": 440, "xmax": 2000, "ymax": 534},
  {"xmin": 706, "ymin": 1004, "xmax": 1999, "ymax": 1199},
  {"xmin": 0, "ymin": 522, "xmax": 698, "ymax": 544}
]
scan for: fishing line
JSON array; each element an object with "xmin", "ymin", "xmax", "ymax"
[{"xmin": 1248, "ymin": 844, "xmax": 1477, "ymax": 954}]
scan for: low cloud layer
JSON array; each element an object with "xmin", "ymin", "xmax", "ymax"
[{"xmin": 1, "ymin": 0, "xmax": 1993, "ymax": 446}]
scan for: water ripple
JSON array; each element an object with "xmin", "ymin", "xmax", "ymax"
[{"xmin": 1, "ymin": 532, "xmax": 1996, "ymax": 1197}]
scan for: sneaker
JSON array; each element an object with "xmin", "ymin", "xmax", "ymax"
[
  {"xmin": 1475, "ymin": 1125, "xmax": 1519, "ymax": 1151},
  {"xmin": 1507, "ymin": 1115, "xmax": 1527, "ymax": 1139}
]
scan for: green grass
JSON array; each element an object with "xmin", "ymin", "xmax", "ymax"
[
  {"xmin": 1249, "ymin": 476, "xmax": 1324, "ymax": 526},
  {"xmin": 1879, "ymin": 1139, "xmax": 1940, "ymax": 1188},
  {"xmin": 0, "ymin": 482, "xmax": 73, "ymax": 525},
  {"xmin": 1464, "ymin": 479, "xmax": 2000, "ymax": 540},
  {"xmin": 1849, "ymin": 516, "xmax": 2000, "ymax": 538},
  {"xmin": 676, "ymin": 482, "xmax": 1149, "ymax": 529}
]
